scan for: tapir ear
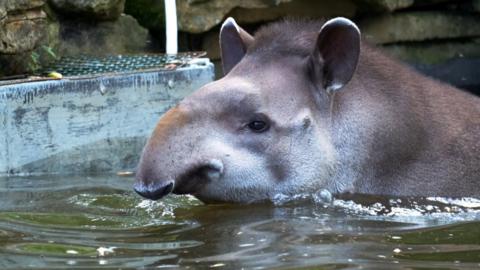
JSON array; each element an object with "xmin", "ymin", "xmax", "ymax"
[
  {"xmin": 311, "ymin": 17, "xmax": 360, "ymax": 93},
  {"xmin": 219, "ymin": 17, "xmax": 254, "ymax": 75}
]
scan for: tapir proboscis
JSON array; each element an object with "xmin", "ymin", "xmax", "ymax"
[{"xmin": 134, "ymin": 17, "xmax": 480, "ymax": 203}]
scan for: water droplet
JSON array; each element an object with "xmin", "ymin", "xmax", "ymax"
[
  {"xmin": 210, "ymin": 263, "xmax": 225, "ymax": 268},
  {"xmin": 313, "ymin": 189, "xmax": 333, "ymax": 204}
]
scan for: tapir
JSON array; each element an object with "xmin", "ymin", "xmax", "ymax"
[{"xmin": 134, "ymin": 17, "xmax": 480, "ymax": 203}]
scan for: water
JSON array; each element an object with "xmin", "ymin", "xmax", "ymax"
[{"xmin": 0, "ymin": 176, "xmax": 479, "ymax": 269}]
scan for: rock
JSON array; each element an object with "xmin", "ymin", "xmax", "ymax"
[
  {"xmin": 178, "ymin": 0, "xmax": 357, "ymax": 33},
  {"xmin": 48, "ymin": 0, "xmax": 125, "ymax": 20},
  {"xmin": 360, "ymin": 12, "xmax": 480, "ymax": 44},
  {"xmin": 0, "ymin": 0, "xmax": 60, "ymax": 76},
  {"xmin": 474, "ymin": 0, "xmax": 480, "ymax": 12},
  {"xmin": 124, "ymin": 0, "xmax": 165, "ymax": 31},
  {"xmin": 412, "ymin": 0, "xmax": 458, "ymax": 7},
  {"xmin": 176, "ymin": 0, "xmax": 276, "ymax": 33},
  {"xmin": 200, "ymin": 0, "xmax": 352, "ymax": 59},
  {"xmin": 383, "ymin": 39, "xmax": 480, "ymax": 64},
  {"xmin": 129, "ymin": 0, "xmax": 371, "ymax": 35},
  {"xmin": 0, "ymin": 9, "xmax": 48, "ymax": 54},
  {"xmin": 0, "ymin": 19, "xmax": 59, "ymax": 76},
  {"xmin": 229, "ymin": 0, "xmax": 356, "ymax": 25},
  {"xmin": 58, "ymin": 14, "xmax": 151, "ymax": 56},
  {"xmin": 1, "ymin": 0, "xmax": 44, "ymax": 12},
  {"xmin": 0, "ymin": 0, "xmax": 56, "ymax": 55},
  {"xmin": 0, "ymin": 8, "xmax": 6, "ymax": 22},
  {"xmin": 200, "ymin": 0, "xmax": 355, "ymax": 75},
  {"xmin": 356, "ymin": 0, "xmax": 414, "ymax": 12},
  {"xmin": 0, "ymin": 17, "xmax": 59, "ymax": 75},
  {"xmin": 378, "ymin": 0, "xmax": 414, "ymax": 10}
]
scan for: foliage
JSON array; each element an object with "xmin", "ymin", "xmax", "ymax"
[{"xmin": 28, "ymin": 45, "xmax": 59, "ymax": 74}]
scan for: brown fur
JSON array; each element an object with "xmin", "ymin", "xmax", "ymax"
[{"xmin": 148, "ymin": 106, "xmax": 190, "ymax": 148}]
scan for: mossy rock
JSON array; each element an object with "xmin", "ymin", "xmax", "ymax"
[{"xmin": 0, "ymin": 2, "xmax": 60, "ymax": 77}]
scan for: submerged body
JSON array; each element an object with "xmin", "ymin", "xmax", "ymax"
[{"xmin": 134, "ymin": 18, "xmax": 480, "ymax": 203}]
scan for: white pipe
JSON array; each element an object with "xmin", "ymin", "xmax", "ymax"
[{"xmin": 164, "ymin": 0, "xmax": 178, "ymax": 54}]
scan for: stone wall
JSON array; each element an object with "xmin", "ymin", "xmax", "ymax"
[
  {"xmin": 166, "ymin": 0, "xmax": 480, "ymax": 93},
  {"xmin": 1, "ymin": 0, "xmax": 479, "ymax": 93}
]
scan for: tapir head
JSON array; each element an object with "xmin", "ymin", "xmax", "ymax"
[{"xmin": 134, "ymin": 17, "xmax": 360, "ymax": 203}]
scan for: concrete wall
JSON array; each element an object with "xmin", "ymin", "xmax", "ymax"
[{"xmin": 0, "ymin": 62, "xmax": 214, "ymax": 176}]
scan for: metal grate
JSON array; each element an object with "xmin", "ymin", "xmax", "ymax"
[{"xmin": 40, "ymin": 52, "xmax": 206, "ymax": 77}]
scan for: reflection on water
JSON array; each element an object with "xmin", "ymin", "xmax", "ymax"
[{"xmin": 0, "ymin": 175, "xmax": 479, "ymax": 269}]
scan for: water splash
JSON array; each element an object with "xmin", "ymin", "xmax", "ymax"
[{"xmin": 270, "ymin": 190, "xmax": 480, "ymax": 221}]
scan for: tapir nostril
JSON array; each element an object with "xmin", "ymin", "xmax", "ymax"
[
  {"xmin": 172, "ymin": 159, "xmax": 224, "ymax": 195},
  {"xmin": 133, "ymin": 181, "xmax": 174, "ymax": 200}
]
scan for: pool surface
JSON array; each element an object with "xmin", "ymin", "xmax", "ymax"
[{"xmin": 0, "ymin": 175, "xmax": 479, "ymax": 269}]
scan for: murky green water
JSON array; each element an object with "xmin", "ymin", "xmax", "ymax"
[{"xmin": 0, "ymin": 175, "xmax": 479, "ymax": 269}]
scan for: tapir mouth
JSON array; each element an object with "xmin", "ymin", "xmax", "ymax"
[{"xmin": 133, "ymin": 181, "xmax": 174, "ymax": 200}]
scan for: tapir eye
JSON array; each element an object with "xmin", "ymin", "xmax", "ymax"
[{"xmin": 247, "ymin": 120, "xmax": 269, "ymax": 133}]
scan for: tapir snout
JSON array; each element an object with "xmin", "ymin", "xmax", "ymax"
[
  {"xmin": 134, "ymin": 149, "xmax": 225, "ymax": 200},
  {"xmin": 133, "ymin": 106, "xmax": 227, "ymax": 200}
]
